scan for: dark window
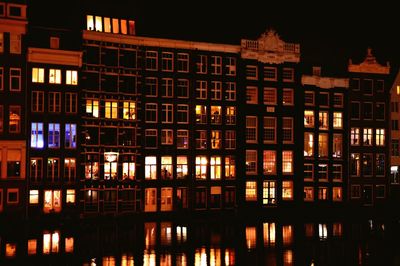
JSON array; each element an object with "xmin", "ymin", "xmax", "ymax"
[
  {"xmin": 376, "ymin": 103, "xmax": 385, "ymax": 120},
  {"xmin": 7, "ymin": 161, "xmax": 20, "ymax": 177},
  {"xmin": 363, "ymin": 103, "xmax": 373, "ymax": 119},
  {"xmin": 351, "ymin": 102, "xmax": 360, "ymax": 119}
]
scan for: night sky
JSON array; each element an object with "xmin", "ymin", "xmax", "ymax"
[{"xmin": 29, "ymin": 1, "xmax": 399, "ymax": 75}]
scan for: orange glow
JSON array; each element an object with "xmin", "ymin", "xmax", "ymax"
[
  {"xmin": 27, "ymin": 239, "xmax": 37, "ymax": 255},
  {"xmin": 144, "ymin": 222, "xmax": 156, "ymax": 248},
  {"xmin": 5, "ymin": 243, "xmax": 17, "ymax": 258},
  {"xmin": 65, "ymin": 237, "xmax": 74, "ymax": 253},
  {"xmin": 245, "ymin": 227, "xmax": 256, "ymax": 249},
  {"xmin": 121, "ymin": 254, "xmax": 134, "ymax": 266},
  {"xmin": 195, "ymin": 248, "xmax": 207, "ymax": 266},
  {"xmin": 224, "ymin": 249, "xmax": 235, "ymax": 266},
  {"xmin": 282, "ymin": 225, "xmax": 293, "ymax": 245},
  {"xmin": 160, "ymin": 253, "xmax": 171, "ymax": 266},
  {"xmin": 143, "ymin": 250, "xmax": 156, "ymax": 266},
  {"xmin": 263, "ymin": 222, "xmax": 276, "ymax": 246},
  {"xmin": 210, "ymin": 248, "xmax": 221, "ymax": 266},
  {"xmin": 103, "ymin": 256, "xmax": 116, "ymax": 266},
  {"xmin": 283, "ymin": 250, "xmax": 293, "ymax": 266}
]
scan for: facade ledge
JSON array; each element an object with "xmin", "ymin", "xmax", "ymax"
[
  {"xmin": 27, "ymin": 47, "xmax": 83, "ymax": 67},
  {"xmin": 302, "ymin": 75, "xmax": 349, "ymax": 89},
  {"xmin": 0, "ymin": 18, "xmax": 27, "ymax": 34}
]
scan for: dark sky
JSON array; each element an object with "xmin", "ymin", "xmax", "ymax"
[{"xmin": 29, "ymin": 1, "xmax": 399, "ymax": 75}]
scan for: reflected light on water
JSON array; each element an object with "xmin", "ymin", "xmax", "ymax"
[
  {"xmin": 144, "ymin": 250, "xmax": 156, "ymax": 266},
  {"xmin": 145, "ymin": 223, "xmax": 156, "ymax": 248},
  {"xmin": 176, "ymin": 253, "xmax": 187, "ymax": 266},
  {"xmin": 283, "ymin": 249, "xmax": 293, "ymax": 266},
  {"xmin": 263, "ymin": 222, "xmax": 276, "ymax": 247},
  {"xmin": 176, "ymin": 226, "xmax": 187, "ymax": 243},
  {"xmin": 195, "ymin": 247, "xmax": 207, "ymax": 266},
  {"xmin": 121, "ymin": 254, "xmax": 134, "ymax": 266},
  {"xmin": 65, "ymin": 237, "xmax": 74, "ymax": 253},
  {"xmin": 27, "ymin": 239, "xmax": 37, "ymax": 255},
  {"xmin": 103, "ymin": 256, "xmax": 116, "ymax": 266},
  {"xmin": 282, "ymin": 225, "xmax": 293, "ymax": 245},
  {"xmin": 224, "ymin": 248, "xmax": 235, "ymax": 266},
  {"xmin": 246, "ymin": 227, "xmax": 256, "ymax": 249},
  {"xmin": 160, "ymin": 253, "xmax": 171, "ymax": 266},
  {"xmin": 318, "ymin": 224, "xmax": 327, "ymax": 240},
  {"xmin": 210, "ymin": 248, "xmax": 221, "ymax": 266},
  {"xmin": 333, "ymin": 223, "xmax": 343, "ymax": 237}
]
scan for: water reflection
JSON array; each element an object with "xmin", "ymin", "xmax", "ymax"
[{"xmin": 1, "ymin": 217, "xmax": 399, "ymax": 265}]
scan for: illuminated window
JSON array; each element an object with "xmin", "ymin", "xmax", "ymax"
[
  {"xmin": 85, "ymin": 160, "xmax": 99, "ymax": 179},
  {"xmin": 177, "ymin": 53, "xmax": 189, "ymax": 72},
  {"xmin": 66, "ymin": 70, "xmax": 78, "ymax": 85},
  {"xmin": 304, "ymin": 164, "xmax": 314, "ymax": 180},
  {"xmin": 318, "ymin": 164, "xmax": 328, "ymax": 181},
  {"xmin": 65, "ymin": 92, "xmax": 77, "ymax": 114},
  {"xmin": 196, "ymin": 80, "xmax": 207, "ymax": 99},
  {"xmin": 210, "ymin": 106, "xmax": 221, "ymax": 124},
  {"xmin": 210, "ymin": 156, "xmax": 221, "ymax": 180},
  {"xmin": 44, "ymin": 190, "xmax": 61, "ymax": 213},
  {"xmin": 350, "ymin": 153, "xmax": 360, "ymax": 176},
  {"xmin": 105, "ymin": 101, "xmax": 118, "ymax": 119},
  {"xmin": 161, "ymin": 103, "xmax": 173, "ymax": 123},
  {"xmin": 332, "ymin": 187, "xmax": 342, "ymax": 201},
  {"xmin": 282, "ymin": 181, "xmax": 293, "ymax": 200},
  {"xmin": 195, "ymin": 130, "xmax": 207, "ymax": 149},
  {"xmin": 376, "ymin": 154, "xmax": 385, "ymax": 176},
  {"xmin": 112, "ymin": 18, "xmax": 119, "ymax": 33},
  {"xmin": 146, "ymin": 51, "xmax": 158, "ymax": 70},
  {"xmin": 177, "ymin": 130, "xmax": 189, "ymax": 149},
  {"xmin": 333, "ymin": 164, "xmax": 342, "ymax": 181},
  {"xmin": 48, "ymin": 92, "xmax": 61, "ymax": 113},
  {"xmin": 211, "ymin": 81, "xmax": 222, "ymax": 100},
  {"xmin": 47, "ymin": 158, "xmax": 60, "ymax": 181},
  {"xmin": 66, "ymin": 189, "xmax": 75, "ymax": 204},
  {"xmin": 318, "ymin": 133, "xmax": 328, "ymax": 157},
  {"xmin": 364, "ymin": 102, "xmax": 373, "ymax": 120},
  {"xmin": 225, "ymin": 156, "xmax": 235, "ymax": 179},
  {"xmin": 43, "ymin": 231, "xmax": 60, "ymax": 254},
  {"xmin": 351, "ymin": 185, "xmax": 361, "ymax": 198},
  {"xmin": 245, "ymin": 181, "xmax": 257, "ymax": 201},
  {"xmin": 225, "ymin": 130, "xmax": 236, "ymax": 149},
  {"xmin": 176, "ymin": 156, "xmax": 188, "ymax": 179},
  {"xmin": 161, "ymin": 129, "xmax": 173, "ymax": 145},
  {"xmin": 64, "ymin": 158, "xmax": 76, "ymax": 181},
  {"xmin": 103, "ymin": 17, "xmax": 111, "ymax": 32},
  {"xmin": 263, "ymin": 87, "xmax": 276, "ymax": 105},
  {"xmin": 264, "ymin": 66, "xmax": 277, "ymax": 81},
  {"xmin": 49, "ymin": 69, "xmax": 61, "ymax": 84},
  {"xmin": 263, "ymin": 222, "xmax": 276, "ymax": 247},
  {"xmin": 246, "ymin": 86, "xmax": 258, "ymax": 104},
  {"xmin": 145, "ymin": 156, "xmax": 157, "ymax": 180},
  {"xmin": 304, "ymin": 187, "xmax": 314, "ymax": 201},
  {"xmin": 10, "ymin": 34, "xmax": 21, "ymax": 54},
  {"xmin": 195, "ymin": 156, "xmax": 207, "ymax": 180},
  {"xmin": 363, "ymin": 128, "xmax": 372, "ymax": 146},
  {"xmin": 363, "ymin": 153, "xmax": 373, "ymax": 176},
  {"xmin": 123, "ymin": 101, "xmax": 136, "ymax": 120},
  {"xmin": 263, "ymin": 117, "xmax": 276, "ymax": 143},
  {"xmin": 29, "ymin": 190, "xmax": 39, "ymax": 204},
  {"xmin": 283, "ymin": 88, "xmax": 294, "ymax": 105},
  {"xmin": 319, "ymin": 92, "xmax": 329, "ymax": 107},
  {"xmin": 122, "ymin": 162, "xmax": 135, "ymax": 180},
  {"xmin": 86, "ymin": 99, "xmax": 99, "ymax": 117},
  {"xmin": 283, "ymin": 117, "xmax": 293, "ymax": 143},
  {"xmin": 86, "ymin": 15, "xmax": 94, "ymax": 30},
  {"xmin": 263, "ymin": 150, "xmax": 276, "ymax": 175},
  {"xmin": 104, "ymin": 157, "xmax": 117, "ymax": 180},
  {"xmin": 376, "ymin": 128, "xmax": 385, "ymax": 146},
  {"xmin": 304, "ymin": 132, "xmax": 314, "ymax": 157},
  {"xmin": 319, "ymin": 111, "xmax": 328, "ymax": 130},
  {"xmin": 263, "ymin": 181, "xmax": 276, "ymax": 205},
  {"xmin": 333, "ymin": 112, "xmax": 342, "ymax": 129},
  {"xmin": 120, "ymin": 19, "xmax": 127, "ymax": 34},
  {"xmin": 145, "ymin": 103, "xmax": 157, "ymax": 123},
  {"xmin": 246, "ymin": 116, "xmax": 257, "ymax": 143},
  {"xmin": 226, "ymin": 106, "xmax": 236, "ymax": 125},
  {"xmin": 333, "ymin": 134, "xmax": 342, "ymax": 158},
  {"xmin": 333, "ymin": 93, "xmax": 343, "ymax": 107},
  {"xmin": 226, "ymin": 57, "xmax": 236, "ymax": 76},
  {"xmin": 94, "ymin": 16, "xmax": 102, "ymax": 31},
  {"xmin": 351, "ymin": 128, "xmax": 360, "ymax": 145},
  {"xmin": 160, "ymin": 52, "xmax": 174, "ymax": 72},
  {"xmin": 282, "ymin": 225, "xmax": 293, "ymax": 246},
  {"xmin": 305, "ymin": 91, "xmax": 314, "ymax": 106},
  {"xmin": 145, "ymin": 77, "xmax": 158, "ymax": 97},
  {"xmin": 48, "ymin": 123, "xmax": 60, "ymax": 148},
  {"xmin": 304, "ymin": 110, "xmax": 314, "ymax": 127},
  {"xmin": 225, "ymin": 82, "xmax": 236, "ymax": 101},
  {"xmin": 161, "ymin": 188, "xmax": 173, "ymax": 211},
  {"xmin": 197, "ymin": 55, "xmax": 207, "ymax": 74},
  {"xmin": 5, "ymin": 243, "xmax": 16, "ymax": 258},
  {"xmin": 30, "ymin": 158, "xmax": 43, "ymax": 182},
  {"xmin": 246, "ymin": 150, "xmax": 257, "ymax": 174},
  {"xmin": 351, "ymin": 102, "xmax": 360, "ymax": 119},
  {"xmin": 9, "ymin": 106, "xmax": 20, "ymax": 133},
  {"xmin": 282, "ymin": 151, "xmax": 293, "ymax": 174},
  {"xmin": 282, "ymin": 68, "xmax": 294, "ymax": 82},
  {"xmin": 31, "ymin": 122, "xmax": 44, "ymax": 148},
  {"xmin": 161, "ymin": 156, "xmax": 173, "ymax": 180},
  {"xmin": 177, "ymin": 79, "xmax": 189, "ymax": 98},
  {"xmin": 65, "ymin": 237, "xmax": 74, "ymax": 253},
  {"xmin": 397, "ymin": 85, "xmax": 400, "ymax": 95},
  {"xmin": 32, "ymin": 68, "xmax": 45, "ymax": 83},
  {"xmin": 195, "ymin": 105, "xmax": 207, "ymax": 124},
  {"xmin": 65, "ymin": 124, "xmax": 77, "ymax": 148},
  {"xmin": 161, "ymin": 78, "xmax": 173, "ymax": 97},
  {"xmin": 28, "ymin": 239, "xmax": 37, "ymax": 255},
  {"xmin": 211, "ymin": 130, "xmax": 221, "ymax": 149}
]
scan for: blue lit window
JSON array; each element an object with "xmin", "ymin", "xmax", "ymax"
[
  {"xmin": 48, "ymin": 123, "xmax": 60, "ymax": 148},
  {"xmin": 31, "ymin": 122, "xmax": 44, "ymax": 148},
  {"xmin": 65, "ymin": 124, "xmax": 77, "ymax": 148}
]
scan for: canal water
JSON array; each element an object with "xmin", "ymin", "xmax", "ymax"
[{"xmin": 1, "ymin": 214, "xmax": 400, "ymax": 265}]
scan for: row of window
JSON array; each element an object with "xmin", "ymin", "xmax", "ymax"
[
  {"xmin": 32, "ymin": 68, "xmax": 78, "ymax": 85},
  {"xmin": 30, "ymin": 157, "xmax": 77, "ymax": 182},
  {"xmin": 245, "ymin": 66, "xmax": 294, "ymax": 82},
  {"xmin": 304, "ymin": 132, "xmax": 343, "ymax": 158},
  {"xmin": 86, "ymin": 15, "xmax": 136, "ymax": 35},
  {"xmin": 350, "ymin": 153, "xmax": 386, "ymax": 176},
  {"xmin": 31, "ymin": 91, "xmax": 78, "ymax": 113},
  {"xmin": 0, "ymin": 105, "xmax": 21, "ymax": 133},
  {"xmin": 29, "ymin": 189, "xmax": 75, "ymax": 212},
  {"xmin": 303, "ymin": 163, "xmax": 343, "ymax": 181},
  {"xmin": 0, "ymin": 67, "xmax": 22, "ymax": 91},
  {"xmin": 246, "ymin": 150, "xmax": 293, "ymax": 175},
  {"xmin": 304, "ymin": 111, "xmax": 343, "ymax": 129},
  {"xmin": 350, "ymin": 78, "xmax": 385, "ymax": 93},
  {"xmin": 305, "ymin": 91, "xmax": 344, "ymax": 107},
  {"xmin": 246, "ymin": 87, "xmax": 294, "ymax": 105},
  {"xmin": 245, "ymin": 180, "xmax": 294, "ymax": 203},
  {"xmin": 145, "ymin": 51, "xmax": 237, "ymax": 75},
  {"xmin": 0, "ymin": 32, "xmax": 21, "ymax": 54},
  {"xmin": 246, "ymin": 116, "xmax": 294, "ymax": 143},
  {"xmin": 349, "ymin": 184, "xmax": 386, "ymax": 199},
  {"xmin": 31, "ymin": 122, "xmax": 77, "ymax": 149},
  {"xmin": 85, "ymin": 99, "xmax": 136, "ymax": 119},
  {"xmin": 350, "ymin": 128, "xmax": 385, "ymax": 146},
  {"xmin": 350, "ymin": 102, "xmax": 385, "ymax": 120}
]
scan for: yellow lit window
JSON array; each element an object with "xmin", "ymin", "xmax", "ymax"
[
  {"xmin": 95, "ymin": 16, "xmax": 102, "ymax": 32},
  {"xmin": 29, "ymin": 190, "xmax": 39, "ymax": 204},
  {"xmin": 122, "ymin": 162, "xmax": 135, "ymax": 180},
  {"xmin": 282, "ymin": 151, "xmax": 293, "ymax": 174},
  {"xmin": 195, "ymin": 156, "xmax": 207, "ymax": 180},
  {"xmin": 86, "ymin": 99, "xmax": 99, "ymax": 117},
  {"xmin": 304, "ymin": 110, "xmax": 314, "ymax": 127},
  {"xmin": 112, "ymin": 18, "xmax": 119, "ymax": 34},
  {"xmin": 86, "ymin": 15, "xmax": 94, "ymax": 30},
  {"xmin": 245, "ymin": 181, "xmax": 257, "ymax": 201},
  {"xmin": 66, "ymin": 70, "xmax": 78, "ymax": 85},
  {"xmin": 49, "ymin": 69, "xmax": 61, "ymax": 84},
  {"xmin": 104, "ymin": 17, "xmax": 111, "ymax": 33},
  {"xmin": 123, "ymin": 101, "xmax": 136, "ymax": 120},
  {"xmin": 32, "ymin": 68, "xmax": 44, "ymax": 83},
  {"xmin": 263, "ymin": 222, "xmax": 276, "ymax": 247},
  {"xmin": 210, "ymin": 156, "xmax": 221, "ymax": 180},
  {"xmin": 376, "ymin": 128, "xmax": 385, "ymax": 146},
  {"xmin": 282, "ymin": 181, "xmax": 293, "ymax": 200},
  {"xmin": 397, "ymin": 85, "xmax": 400, "ymax": 95},
  {"xmin": 105, "ymin": 101, "xmax": 118, "ymax": 119},
  {"xmin": 121, "ymin": 19, "xmax": 127, "ymax": 34},
  {"xmin": 66, "ymin": 189, "xmax": 75, "ymax": 204},
  {"xmin": 44, "ymin": 190, "xmax": 61, "ymax": 213},
  {"xmin": 333, "ymin": 112, "xmax": 342, "ymax": 129},
  {"xmin": 263, "ymin": 150, "xmax": 276, "ymax": 174}
]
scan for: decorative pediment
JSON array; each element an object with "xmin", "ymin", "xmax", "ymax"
[
  {"xmin": 240, "ymin": 29, "xmax": 300, "ymax": 64},
  {"xmin": 348, "ymin": 48, "xmax": 390, "ymax": 74}
]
